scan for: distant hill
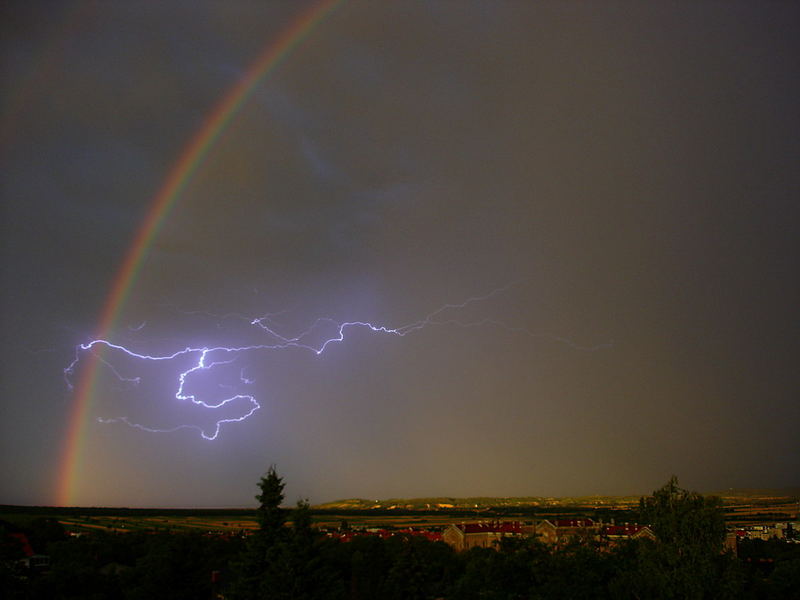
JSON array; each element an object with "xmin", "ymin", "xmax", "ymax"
[
  {"xmin": 313, "ymin": 489, "xmax": 800, "ymax": 511},
  {"xmin": 312, "ymin": 495, "xmax": 643, "ymax": 511},
  {"xmin": 710, "ymin": 488, "xmax": 800, "ymax": 499}
]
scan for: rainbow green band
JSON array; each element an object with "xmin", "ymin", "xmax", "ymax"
[{"xmin": 57, "ymin": 0, "xmax": 343, "ymax": 506}]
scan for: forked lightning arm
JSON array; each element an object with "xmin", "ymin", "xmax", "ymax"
[{"xmin": 64, "ymin": 284, "xmax": 608, "ymax": 440}]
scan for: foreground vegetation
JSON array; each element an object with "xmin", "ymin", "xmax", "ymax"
[{"xmin": 2, "ymin": 475, "xmax": 798, "ymax": 599}]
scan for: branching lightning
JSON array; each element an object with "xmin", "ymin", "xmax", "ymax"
[{"xmin": 64, "ymin": 283, "xmax": 609, "ymax": 441}]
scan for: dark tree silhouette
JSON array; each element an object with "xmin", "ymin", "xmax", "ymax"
[
  {"xmin": 230, "ymin": 466, "xmax": 289, "ymax": 600},
  {"xmin": 256, "ymin": 465, "xmax": 288, "ymax": 542},
  {"xmin": 639, "ymin": 475, "xmax": 726, "ymax": 554},
  {"xmin": 610, "ymin": 476, "xmax": 740, "ymax": 599},
  {"xmin": 231, "ymin": 468, "xmax": 345, "ymax": 599}
]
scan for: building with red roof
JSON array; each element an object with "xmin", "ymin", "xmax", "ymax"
[
  {"xmin": 599, "ymin": 523, "xmax": 655, "ymax": 549},
  {"xmin": 443, "ymin": 521, "xmax": 525, "ymax": 551},
  {"xmin": 443, "ymin": 518, "xmax": 655, "ymax": 551},
  {"xmin": 10, "ymin": 532, "xmax": 34, "ymax": 558},
  {"xmin": 8, "ymin": 532, "xmax": 51, "ymax": 571},
  {"xmin": 535, "ymin": 518, "xmax": 598, "ymax": 547}
]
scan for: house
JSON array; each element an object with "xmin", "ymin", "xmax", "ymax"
[
  {"xmin": 443, "ymin": 521, "xmax": 524, "ymax": 551},
  {"xmin": 599, "ymin": 523, "xmax": 656, "ymax": 549},
  {"xmin": 534, "ymin": 519, "xmax": 656, "ymax": 549},
  {"xmin": 724, "ymin": 531, "xmax": 739, "ymax": 556},
  {"xmin": 9, "ymin": 532, "xmax": 50, "ymax": 572},
  {"xmin": 444, "ymin": 518, "xmax": 602, "ymax": 551},
  {"xmin": 536, "ymin": 518, "xmax": 599, "ymax": 547}
]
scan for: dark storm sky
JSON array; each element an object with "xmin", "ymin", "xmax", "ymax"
[{"xmin": 1, "ymin": 1, "xmax": 798, "ymax": 507}]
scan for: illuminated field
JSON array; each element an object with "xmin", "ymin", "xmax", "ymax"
[{"xmin": 3, "ymin": 490, "xmax": 795, "ymax": 534}]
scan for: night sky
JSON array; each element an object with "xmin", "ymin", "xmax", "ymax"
[{"xmin": 2, "ymin": 1, "xmax": 798, "ymax": 508}]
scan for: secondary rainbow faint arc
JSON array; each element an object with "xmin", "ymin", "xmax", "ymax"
[{"xmin": 57, "ymin": 0, "xmax": 345, "ymax": 506}]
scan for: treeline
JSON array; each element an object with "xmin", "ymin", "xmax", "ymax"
[
  {"xmin": 1, "ymin": 525, "xmax": 242, "ymax": 599},
  {"xmin": 311, "ymin": 506, "xmax": 637, "ymax": 519},
  {"xmin": 2, "ymin": 474, "xmax": 799, "ymax": 599}
]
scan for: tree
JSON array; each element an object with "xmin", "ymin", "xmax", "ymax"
[
  {"xmin": 231, "ymin": 469, "xmax": 345, "ymax": 600},
  {"xmin": 638, "ymin": 475, "xmax": 725, "ymax": 555},
  {"xmin": 258, "ymin": 499, "xmax": 345, "ymax": 600},
  {"xmin": 255, "ymin": 465, "xmax": 287, "ymax": 542},
  {"xmin": 230, "ymin": 466, "xmax": 288, "ymax": 600},
  {"xmin": 383, "ymin": 540, "xmax": 427, "ymax": 600},
  {"xmin": 610, "ymin": 476, "xmax": 739, "ymax": 599}
]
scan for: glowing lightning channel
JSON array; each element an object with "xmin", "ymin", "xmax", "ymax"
[
  {"xmin": 64, "ymin": 346, "xmax": 141, "ymax": 391},
  {"xmin": 64, "ymin": 283, "xmax": 609, "ymax": 441},
  {"xmin": 64, "ymin": 341, "xmax": 265, "ymax": 440}
]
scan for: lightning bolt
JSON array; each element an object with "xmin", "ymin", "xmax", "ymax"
[{"xmin": 64, "ymin": 283, "xmax": 610, "ymax": 440}]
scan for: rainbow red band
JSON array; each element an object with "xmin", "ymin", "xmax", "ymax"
[{"xmin": 57, "ymin": 0, "xmax": 344, "ymax": 506}]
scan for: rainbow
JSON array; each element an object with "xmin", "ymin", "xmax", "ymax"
[{"xmin": 57, "ymin": 0, "xmax": 344, "ymax": 506}]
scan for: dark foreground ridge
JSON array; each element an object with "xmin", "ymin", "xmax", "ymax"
[{"xmin": 2, "ymin": 477, "xmax": 799, "ymax": 599}]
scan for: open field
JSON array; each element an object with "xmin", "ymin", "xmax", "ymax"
[{"xmin": 2, "ymin": 490, "xmax": 796, "ymax": 534}]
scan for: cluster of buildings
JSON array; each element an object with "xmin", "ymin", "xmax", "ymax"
[
  {"xmin": 730, "ymin": 522, "xmax": 798, "ymax": 543},
  {"xmin": 442, "ymin": 518, "xmax": 655, "ymax": 552},
  {"xmin": 319, "ymin": 518, "xmax": 656, "ymax": 553},
  {"xmin": 319, "ymin": 517, "xmax": 800, "ymax": 558}
]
